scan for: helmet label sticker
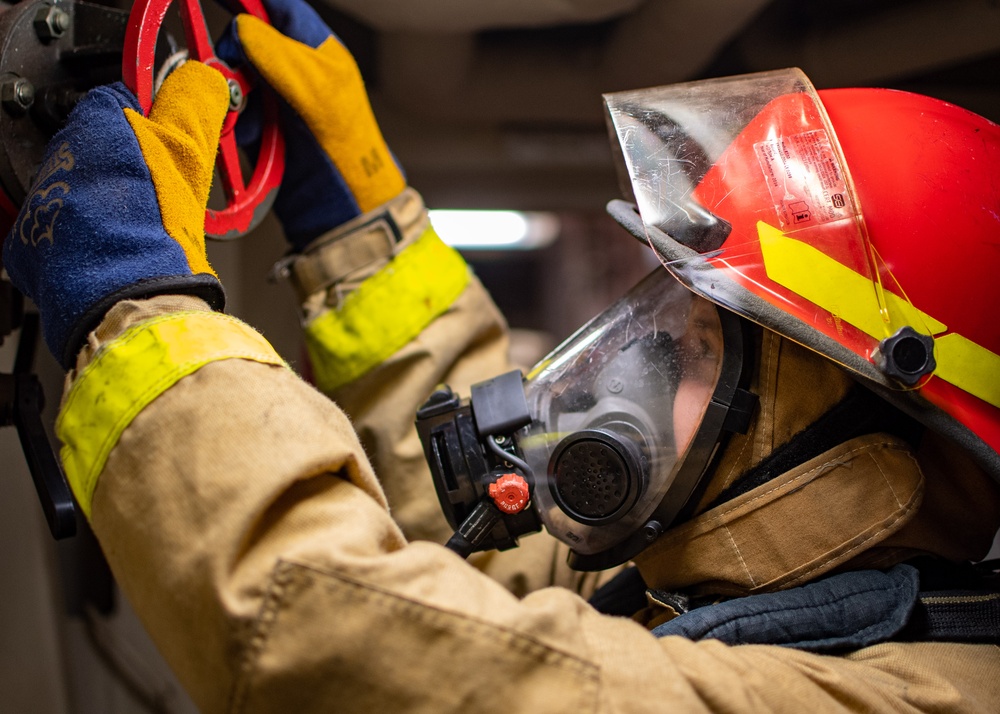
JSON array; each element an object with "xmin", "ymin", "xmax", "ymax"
[{"xmin": 754, "ymin": 130, "xmax": 857, "ymax": 229}]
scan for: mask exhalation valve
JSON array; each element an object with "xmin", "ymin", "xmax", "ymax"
[{"xmin": 550, "ymin": 428, "xmax": 645, "ymax": 525}]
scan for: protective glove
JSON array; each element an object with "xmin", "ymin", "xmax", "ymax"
[
  {"xmin": 217, "ymin": 0, "xmax": 407, "ymax": 251},
  {"xmin": 2, "ymin": 62, "xmax": 230, "ymax": 368},
  {"xmin": 217, "ymin": 0, "xmax": 470, "ymax": 395}
]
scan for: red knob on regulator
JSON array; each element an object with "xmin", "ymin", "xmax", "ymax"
[{"xmin": 488, "ymin": 473, "xmax": 530, "ymax": 514}]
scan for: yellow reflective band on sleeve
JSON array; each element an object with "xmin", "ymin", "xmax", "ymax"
[
  {"xmin": 305, "ymin": 226, "xmax": 470, "ymax": 394},
  {"xmin": 56, "ymin": 311, "xmax": 287, "ymax": 518},
  {"xmin": 758, "ymin": 221, "xmax": 1000, "ymax": 408}
]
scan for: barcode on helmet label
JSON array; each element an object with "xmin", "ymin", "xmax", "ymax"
[{"xmin": 754, "ymin": 129, "xmax": 856, "ymax": 228}]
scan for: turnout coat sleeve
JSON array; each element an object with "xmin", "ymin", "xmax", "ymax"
[
  {"xmin": 61, "ymin": 288, "xmax": 1000, "ymax": 714},
  {"xmin": 325, "ymin": 272, "xmax": 619, "ymax": 599}
]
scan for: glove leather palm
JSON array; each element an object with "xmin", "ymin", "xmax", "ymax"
[{"xmin": 220, "ymin": 0, "xmax": 406, "ymax": 250}]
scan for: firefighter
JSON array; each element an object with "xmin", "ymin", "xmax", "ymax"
[{"xmin": 3, "ymin": 0, "xmax": 999, "ymax": 710}]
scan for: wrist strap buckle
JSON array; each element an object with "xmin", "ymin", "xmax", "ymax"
[{"xmin": 270, "ymin": 188, "xmax": 427, "ymax": 303}]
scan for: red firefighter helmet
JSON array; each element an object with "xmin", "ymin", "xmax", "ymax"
[{"xmin": 605, "ymin": 68, "xmax": 1000, "ymax": 476}]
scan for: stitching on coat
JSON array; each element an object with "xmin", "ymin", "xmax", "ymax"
[
  {"xmin": 230, "ymin": 559, "xmax": 601, "ymax": 713},
  {"xmin": 777, "ymin": 453, "xmax": 922, "ymax": 590},
  {"xmin": 724, "ymin": 524, "xmax": 757, "ymax": 588},
  {"xmin": 719, "ymin": 428, "xmax": 753, "ymax": 493},
  {"xmin": 649, "ymin": 440, "xmax": 911, "ymax": 561},
  {"xmin": 229, "ymin": 560, "xmax": 296, "ymax": 714},
  {"xmin": 715, "ymin": 441, "xmax": 903, "ymax": 522},
  {"xmin": 295, "ymin": 559, "xmax": 595, "ymax": 666},
  {"xmin": 756, "ymin": 334, "xmax": 778, "ymax": 464},
  {"xmin": 871, "ymin": 451, "xmax": 904, "ymax": 508},
  {"xmin": 779, "ymin": 498, "xmax": 918, "ymax": 590}
]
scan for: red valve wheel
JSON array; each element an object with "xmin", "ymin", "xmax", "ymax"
[{"xmin": 123, "ymin": 0, "xmax": 285, "ymax": 239}]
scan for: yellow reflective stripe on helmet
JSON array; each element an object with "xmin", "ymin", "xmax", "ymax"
[
  {"xmin": 757, "ymin": 221, "xmax": 946, "ymax": 337},
  {"xmin": 757, "ymin": 221, "xmax": 1000, "ymax": 408},
  {"xmin": 933, "ymin": 334, "xmax": 1000, "ymax": 408},
  {"xmin": 305, "ymin": 226, "xmax": 469, "ymax": 394},
  {"xmin": 56, "ymin": 311, "xmax": 287, "ymax": 518}
]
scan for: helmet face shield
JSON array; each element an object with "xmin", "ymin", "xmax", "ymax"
[
  {"xmin": 519, "ymin": 269, "xmax": 725, "ymax": 555},
  {"xmin": 603, "ymin": 68, "xmax": 937, "ymax": 391},
  {"xmin": 604, "ymin": 67, "xmax": 1000, "ymax": 473}
]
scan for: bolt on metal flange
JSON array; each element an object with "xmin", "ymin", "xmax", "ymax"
[
  {"xmin": 34, "ymin": 5, "xmax": 70, "ymax": 42},
  {"xmin": 2, "ymin": 77, "xmax": 36, "ymax": 115}
]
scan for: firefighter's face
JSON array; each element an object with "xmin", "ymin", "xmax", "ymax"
[{"xmin": 672, "ymin": 297, "xmax": 724, "ymax": 454}]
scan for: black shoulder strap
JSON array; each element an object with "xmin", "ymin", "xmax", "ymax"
[
  {"xmin": 899, "ymin": 558, "xmax": 1000, "ymax": 644},
  {"xmin": 645, "ymin": 560, "xmax": 1000, "ymax": 650},
  {"xmin": 901, "ymin": 590, "xmax": 1000, "ymax": 644}
]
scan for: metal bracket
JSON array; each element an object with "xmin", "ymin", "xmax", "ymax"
[{"xmin": 1, "ymin": 284, "xmax": 77, "ymax": 539}]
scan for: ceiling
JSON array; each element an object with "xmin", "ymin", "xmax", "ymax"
[{"xmin": 309, "ymin": 0, "xmax": 1000, "ymax": 211}]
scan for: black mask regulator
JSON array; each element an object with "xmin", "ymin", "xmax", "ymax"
[{"xmin": 416, "ymin": 370, "xmax": 542, "ymax": 558}]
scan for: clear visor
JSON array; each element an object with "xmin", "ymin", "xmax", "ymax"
[
  {"xmin": 517, "ymin": 269, "xmax": 723, "ymax": 554},
  {"xmin": 603, "ymin": 68, "xmax": 934, "ymax": 388}
]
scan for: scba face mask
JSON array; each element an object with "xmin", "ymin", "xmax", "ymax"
[{"xmin": 417, "ymin": 269, "xmax": 757, "ymax": 570}]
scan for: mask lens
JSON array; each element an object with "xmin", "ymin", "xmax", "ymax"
[{"xmin": 518, "ymin": 269, "xmax": 724, "ymax": 554}]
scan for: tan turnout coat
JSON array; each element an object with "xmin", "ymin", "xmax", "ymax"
[{"xmin": 69, "ymin": 278, "xmax": 1000, "ymax": 714}]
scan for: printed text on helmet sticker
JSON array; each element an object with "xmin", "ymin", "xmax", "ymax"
[{"xmin": 754, "ymin": 130, "xmax": 857, "ymax": 229}]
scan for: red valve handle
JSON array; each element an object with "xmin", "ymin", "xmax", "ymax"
[
  {"xmin": 122, "ymin": 0, "xmax": 285, "ymax": 239},
  {"xmin": 488, "ymin": 473, "xmax": 530, "ymax": 515}
]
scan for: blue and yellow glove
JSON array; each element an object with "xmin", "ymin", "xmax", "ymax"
[
  {"xmin": 217, "ymin": 0, "xmax": 406, "ymax": 250},
  {"xmin": 216, "ymin": 0, "xmax": 470, "ymax": 394},
  {"xmin": 2, "ymin": 62, "xmax": 231, "ymax": 368}
]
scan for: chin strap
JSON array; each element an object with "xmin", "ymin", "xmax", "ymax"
[{"xmin": 706, "ymin": 386, "xmax": 924, "ymax": 510}]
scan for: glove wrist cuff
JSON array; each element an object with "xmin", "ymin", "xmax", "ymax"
[{"xmin": 272, "ymin": 188, "xmax": 427, "ymax": 304}]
